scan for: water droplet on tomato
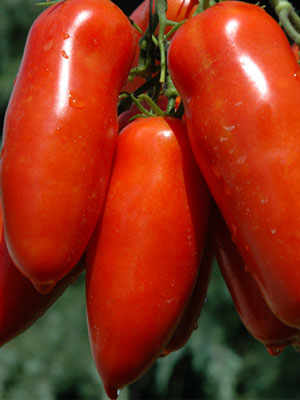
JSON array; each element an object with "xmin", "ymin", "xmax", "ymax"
[
  {"xmin": 224, "ymin": 125, "xmax": 235, "ymax": 132},
  {"xmin": 63, "ymin": 33, "xmax": 70, "ymax": 40},
  {"xmin": 265, "ymin": 344, "xmax": 285, "ymax": 356},
  {"xmin": 69, "ymin": 93, "xmax": 85, "ymax": 109},
  {"xmin": 220, "ymin": 136, "xmax": 228, "ymax": 143},
  {"xmin": 61, "ymin": 50, "xmax": 69, "ymax": 59},
  {"xmin": 261, "ymin": 197, "xmax": 269, "ymax": 205}
]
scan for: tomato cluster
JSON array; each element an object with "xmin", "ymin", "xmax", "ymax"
[{"xmin": 0, "ymin": 0, "xmax": 300, "ymax": 398}]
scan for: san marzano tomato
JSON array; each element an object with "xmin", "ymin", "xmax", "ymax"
[
  {"xmin": 86, "ymin": 116, "xmax": 210, "ymax": 398},
  {"xmin": 168, "ymin": 1, "xmax": 300, "ymax": 327},
  {"xmin": 0, "ymin": 0, "xmax": 136, "ymax": 292}
]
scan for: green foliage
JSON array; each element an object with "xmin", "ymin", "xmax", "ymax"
[{"xmin": 0, "ymin": 0, "xmax": 39, "ymax": 121}]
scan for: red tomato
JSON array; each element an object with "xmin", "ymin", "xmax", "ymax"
[
  {"xmin": 168, "ymin": 1, "xmax": 300, "ymax": 327},
  {"xmin": 86, "ymin": 116, "xmax": 210, "ymax": 398},
  {"xmin": 214, "ymin": 210, "xmax": 300, "ymax": 355},
  {"xmin": 123, "ymin": 0, "xmax": 198, "ymax": 93},
  {"xmin": 162, "ymin": 238, "xmax": 212, "ymax": 355},
  {"xmin": 0, "ymin": 0, "xmax": 136, "ymax": 292},
  {"xmin": 0, "ymin": 208, "xmax": 84, "ymax": 346}
]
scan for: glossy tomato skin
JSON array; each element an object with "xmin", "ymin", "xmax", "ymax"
[
  {"xmin": 123, "ymin": 0, "xmax": 198, "ymax": 93},
  {"xmin": 86, "ymin": 117, "xmax": 210, "ymax": 398},
  {"xmin": 168, "ymin": 1, "xmax": 300, "ymax": 327},
  {"xmin": 162, "ymin": 237, "xmax": 212, "ymax": 355},
  {"xmin": 214, "ymin": 210, "xmax": 300, "ymax": 355},
  {"xmin": 0, "ymin": 209, "xmax": 84, "ymax": 346},
  {"xmin": 0, "ymin": 0, "xmax": 136, "ymax": 291}
]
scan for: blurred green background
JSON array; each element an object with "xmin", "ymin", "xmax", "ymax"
[{"xmin": 0, "ymin": 0, "xmax": 300, "ymax": 399}]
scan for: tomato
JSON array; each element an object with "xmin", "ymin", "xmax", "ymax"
[
  {"xmin": 86, "ymin": 116, "xmax": 210, "ymax": 398},
  {"xmin": 168, "ymin": 1, "xmax": 300, "ymax": 327},
  {"xmin": 214, "ymin": 209, "xmax": 300, "ymax": 355},
  {"xmin": 123, "ymin": 0, "xmax": 198, "ymax": 93},
  {"xmin": 131, "ymin": 0, "xmax": 198, "ymax": 32},
  {"xmin": 162, "ymin": 238, "xmax": 212, "ymax": 355},
  {"xmin": 0, "ymin": 207, "xmax": 84, "ymax": 346},
  {"xmin": 0, "ymin": 0, "xmax": 136, "ymax": 292}
]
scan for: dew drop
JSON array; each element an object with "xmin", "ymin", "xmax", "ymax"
[
  {"xmin": 261, "ymin": 198, "xmax": 269, "ymax": 205},
  {"xmin": 69, "ymin": 93, "xmax": 85, "ymax": 109},
  {"xmin": 271, "ymin": 228, "xmax": 277, "ymax": 235},
  {"xmin": 220, "ymin": 136, "xmax": 228, "ymax": 142},
  {"xmin": 61, "ymin": 50, "xmax": 69, "ymax": 59},
  {"xmin": 224, "ymin": 125, "xmax": 235, "ymax": 132},
  {"xmin": 63, "ymin": 33, "xmax": 70, "ymax": 40}
]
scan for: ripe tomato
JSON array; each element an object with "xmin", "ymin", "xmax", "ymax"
[
  {"xmin": 168, "ymin": 1, "xmax": 300, "ymax": 327},
  {"xmin": 0, "ymin": 208, "xmax": 84, "ymax": 346},
  {"xmin": 0, "ymin": 0, "xmax": 136, "ymax": 292},
  {"xmin": 131, "ymin": 0, "xmax": 198, "ymax": 32},
  {"xmin": 214, "ymin": 209, "xmax": 300, "ymax": 355},
  {"xmin": 86, "ymin": 116, "xmax": 210, "ymax": 398}
]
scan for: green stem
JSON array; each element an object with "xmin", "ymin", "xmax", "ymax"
[
  {"xmin": 138, "ymin": 94, "xmax": 166, "ymax": 116},
  {"xmin": 130, "ymin": 94, "xmax": 154, "ymax": 117},
  {"xmin": 279, "ymin": 8, "xmax": 300, "ymax": 44},
  {"xmin": 193, "ymin": 0, "xmax": 207, "ymax": 15},
  {"xmin": 156, "ymin": 0, "xmax": 168, "ymax": 84},
  {"xmin": 130, "ymin": 21, "xmax": 144, "ymax": 35},
  {"xmin": 165, "ymin": 20, "xmax": 186, "ymax": 39},
  {"xmin": 36, "ymin": 0, "xmax": 59, "ymax": 5},
  {"xmin": 290, "ymin": 9, "xmax": 300, "ymax": 31},
  {"xmin": 269, "ymin": 0, "xmax": 300, "ymax": 44}
]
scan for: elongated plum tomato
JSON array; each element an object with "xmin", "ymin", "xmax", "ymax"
[
  {"xmin": 168, "ymin": 1, "xmax": 300, "ymax": 327},
  {"xmin": 86, "ymin": 117, "xmax": 210, "ymax": 398},
  {"xmin": 122, "ymin": 0, "xmax": 198, "ymax": 93},
  {"xmin": 0, "ymin": 207, "xmax": 84, "ymax": 346},
  {"xmin": 0, "ymin": 0, "xmax": 136, "ymax": 292},
  {"xmin": 214, "ymin": 210, "xmax": 300, "ymax": 355}
]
